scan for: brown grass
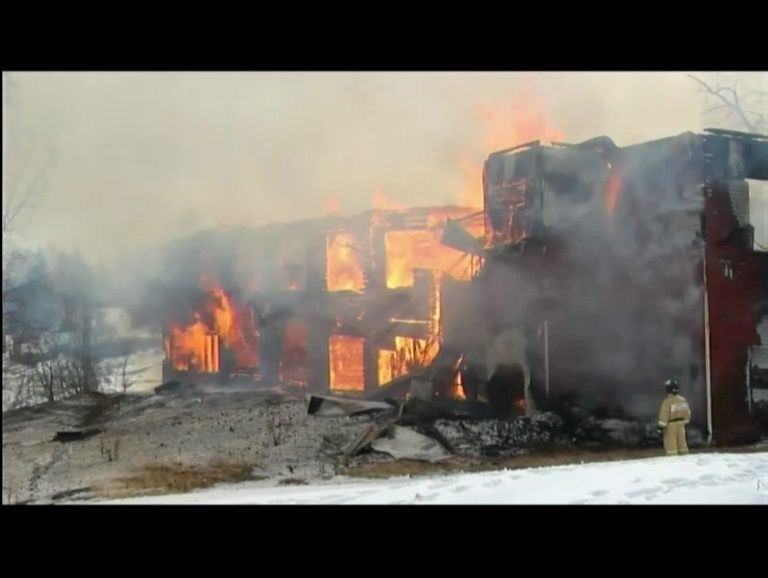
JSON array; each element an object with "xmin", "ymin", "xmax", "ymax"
[
  {"xmin": 340, "ymin": 444, "xmax": 768, "ymax": 479},
  {"xmin": 98, "ymin": 459, "xmax": 259, "ymax": 498}
]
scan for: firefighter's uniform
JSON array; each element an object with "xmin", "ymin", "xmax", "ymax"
[{"xmin": 658, "ymin": 393, "xmax": 691, "ymax": 455}]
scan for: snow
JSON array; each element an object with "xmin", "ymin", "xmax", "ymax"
[
  {"xmin": 99, "ymin": 347, "xmax": 164, "ymax": 394},
  {"xmin": 91, "ymin": 451, "xmax": 768, "ymax": 505}
]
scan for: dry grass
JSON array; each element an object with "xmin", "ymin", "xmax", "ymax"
[
  {"xmin": 340, "ymin": 444, "xmax": 768, "ymax": 479},
  {"xmin": 98, "ymin": 459, "xmax": 259, "ymax": 499}
]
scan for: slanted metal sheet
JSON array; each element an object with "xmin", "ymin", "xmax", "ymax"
[
  {"xmin": 307, "ymin": 395, "xmax": 392, "ymax": 417},
  {"xmin": 370, "ymin": 425, "xmax": 451, "ymax": 462}
]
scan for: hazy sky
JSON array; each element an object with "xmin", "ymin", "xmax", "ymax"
[{"xmin": 3, "ymin": 71, "xmax": 762, "ymax": 260}]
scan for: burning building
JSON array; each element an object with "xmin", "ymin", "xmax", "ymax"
[
  {"xmin": 158, "ymin": 127, "xmax": 766, "ymax": 445},
  {"xmin": 452, "ymin": 129, "xmax": 768, "ymax": 444},
  {"xmin": 160, "ymin": 206, "xmax": 484, "ymax": 396}
]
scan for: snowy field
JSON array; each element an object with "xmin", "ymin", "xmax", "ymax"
[{"xmin": 92, "ymin": 451, "xmax": 768, "ymax": 505}]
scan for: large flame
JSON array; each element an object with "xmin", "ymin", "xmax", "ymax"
[
  {"xmin": 384, "ymin": 208, "xmax": 484, "ymax": 289},
  {"xmin": 326, "ymin": 232, "xmax": 365, "ymax": 292},
  {"xmin": 460, "ymin": 89, "xmax": 565, "ymax": 207},
  {"xmin": 329, "ymin": 335, "xmax": 365, "ymax": 391},
  {"xmin": 167, "ymin": 315, "xmax": 219, "ymax": 372},
  {"xmin": 167, "ymin": 276, "xmax": 259, "ymax": 373}
]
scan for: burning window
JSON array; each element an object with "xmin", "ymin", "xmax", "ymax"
[
  {"xmin": 326, "ymin": 232, "xmax": 364, "ymax": 292},
  {"xmin": 167, "ymin": 317, "xmax": 220, "ymax": 373},
  {"xmin": 329, "ymin": 335, "xmax": 364, "ymax": 391},
  {"xmin": 165, "ymin": 284, "xmax": 259, "ymax": 374},
  {"xmin": 384, "ymin": 230, "xmax": 477, "ymax": 289},
  {"xmin": 377, "ymin": 336, "xmax": 438, "ymax": 386}
]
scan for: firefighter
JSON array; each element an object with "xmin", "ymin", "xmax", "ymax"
[{"xmin": 657, "ymin": 379, "xmax": 691, "ymax": 456}]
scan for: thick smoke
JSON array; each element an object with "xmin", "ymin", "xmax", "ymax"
[
  {"xmin": 3, "ymin": 72, "xmax": 763, "ymax": 410},
  {"xmin": 4, "ymin": 71, "xmax": 713, "ymax": 264},
  {"xmin": 443, "ymin": 134, "xmax": 710, "ymax": 422}
]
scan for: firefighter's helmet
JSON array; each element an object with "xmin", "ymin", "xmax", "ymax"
[{"xmin": 664, "ymin": 379, "xmax": 680, "ymax": 394}]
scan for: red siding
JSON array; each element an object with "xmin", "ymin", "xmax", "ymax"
[{"xmin": 705, "ymin": 182, "xmax": 764, "ymax": 443}]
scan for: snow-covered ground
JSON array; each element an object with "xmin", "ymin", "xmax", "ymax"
[{"xmin": 93, "ymin": 451, "xmax": 768, "ymax": 505}]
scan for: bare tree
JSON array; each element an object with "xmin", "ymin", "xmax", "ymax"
[
  {"xmin": 26, "ymin": 330, "xmax": 95, "ymax": 404},
  {"xmin": 689, "ymin": 72, "xmax": 767, "ymax": 134},
  {"xmin": 2, "ymin": 73, "xmax": 57, "ymax": 408},
  {"xmin": 119, "ymin": 355, "xmax": 134, "ymax": 394}
]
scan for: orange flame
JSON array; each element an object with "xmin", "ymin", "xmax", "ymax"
[
  {"xmin": 460, "ymin": 88, "xmax": 565, "ymax": 208},
  {"xmin": 329, "ymin": 335, "xmax": 364, "ymax": 391},
  {"xmin": 168, "ymin": 316, "xmax": 220, "ymax": 373},
  {"xmin": 326, "ymin": 232, "xmax": 365, "ymax": 292},
  {"xmin": 167, "ymin": 276, "xmax": 259, "ymax": 373},
  {"xmin": 452, "ymin": 367, "xmax": 466, "ymax": 400},
  {"xmin": 604, "ymin": 162, "xmax": 622, "ymax": 217},
  {"xmin": 384, "ymin": 208, "xmax": 483, "ymax": 289},
  {"xmin": 377, "ymin": 271, "xmax": 444, "ymax": 386}
]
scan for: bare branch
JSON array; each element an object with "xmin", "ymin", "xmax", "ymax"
[{"xmin": 688, "ymin": 74, "xmax": 759, "ymax": 133}]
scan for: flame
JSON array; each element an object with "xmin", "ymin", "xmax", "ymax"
[
  {"xmin": 377, "ymin": 271, "xmax": 444, "ymax": 386},
  {"xmin": 459, "ymin": 154, "xmax": 484, "ymax": 208},
  {"xmin": 168, "ymin": 316, "xmax": 220, "ymax": 372},
  {"xmin": 326, "ymin": 232, "xmax": 365, "ymax": 292},
  {"xmin": 604, "ymin": 162, "xmax": 622, "ymax": 217},
  {"xmin": 166, "ymin": 276, "xmax": 259, "ymax": 374},
  {"xmin": 460, "ymin": 88, "xmax": 565, "ymax": 208},
  {"xmin": 452, "ymin": 367, "xmax": 466, "ymax": 400},
  {"xmin": 377, "ymin": 336, "xmax": 439, "ymax": 386},
  {"xmin": 329, "ymin": 335, "xmax": 364, "ymax": 391},
  {"xmin": 384, "ymin": 208, "xmax": 483, "ymax": 289}
]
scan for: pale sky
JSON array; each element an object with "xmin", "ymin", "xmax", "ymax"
[{"xmin": 3, "ymin": 71, "xmax": 763, "ymax": 261}]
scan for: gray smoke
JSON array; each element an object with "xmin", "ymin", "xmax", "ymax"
[{"xmin": 4, "ymin": 71, "xmax": 716, "ymax": 264}]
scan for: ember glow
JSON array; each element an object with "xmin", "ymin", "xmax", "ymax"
[
  {"xmin": 326, "ymin": 232, "xmax": 365, "ymax": 292},
  {"xmin": 329, "ymin": 335, "xmax": 365, "ymax": 391}
]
